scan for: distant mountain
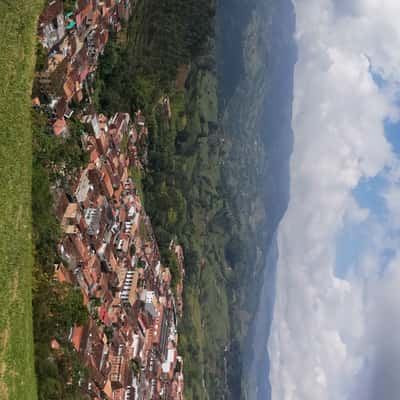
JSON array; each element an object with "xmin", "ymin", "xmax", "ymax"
[{"xmin": 216, "ymin": 0, "xmax": 296, "ymax": 398}]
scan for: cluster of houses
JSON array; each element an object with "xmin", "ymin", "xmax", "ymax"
[
  {"xmin": 35, "ymin": 0, "xmax": 132, "ymax": 135},
  {"xmin": 54, "ymin": 110, "xmax": 185, "ymax": 400},
  {"xmin": 34, "ymin": 1, "xmax": 186, "ymax": 399}
]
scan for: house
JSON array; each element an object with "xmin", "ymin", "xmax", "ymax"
[
  {"xmin": 75, "ymin": 169, "xmax": 91, "ymax": 203},
  {"xmin": 120, "ymin": 270, "xmax": 139, "ymax": 307},
  {"xmin": 109, "ymin": 346, "xmax": 129, "ymax": 389},
  {"xmin": 54, "ymin": 263, "xmax": 73, "ymax": 284},
  {"xmin": 60, "ymin": 228, "xmax": 90, "ymax": 267},
  {"xmin": 52, "ymin": 117, "xmax": 68, "ymax": 136},
  {"xmin": 70, "ymin": 325, "xmax": 86, "ymax": 352},
  {"xmin": 54, "ymin": 97, "xmax": 74, "ymax": 119},
  {"xmin": 60, "ymin": 234, "xmax": 84, "ymax": 268},
  {"xmin": 61, "ymin": 203, "xmax": 82, "ymax": 232},
  {"xmin": 38, "ymin": 0, "xmax": 65, "ymax": 50},
  {"xmin": 63, "ymin": 77, "xmax": 76, "ymax": 102},
  {"xmin": 101, "ymin": 165, "xmax": 114, "ymax": 199},
  {"xmin": 110, "ymin": 112, "xmax": 130, "ymax": 136},
  {"xmin": 103, "ymin": 379, "xmax": 113, "ymax": 399},
  {"xmin": 76, "ymin": 0, "xmax": 93, "ymax": 28},
  {"xmin": 161, "ymin": 346, "xmax": 177, "ymax": 380},
  {"xmin": 84, "ymin": 207, "xmax": 102, "ymax": 236}
]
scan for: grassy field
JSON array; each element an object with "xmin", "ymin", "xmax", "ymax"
[{"xmin": 0, "ymin": 2, "xmax": 43, "ymax": 399}]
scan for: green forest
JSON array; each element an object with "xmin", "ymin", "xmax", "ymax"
[{"xmin": 94, "ymin": 0, "xmax": 215, "ymax": 115}]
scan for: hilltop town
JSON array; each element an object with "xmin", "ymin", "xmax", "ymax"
[{"xmin": 32, "ymin": 1, "xmax": 186, "ymax": 399}]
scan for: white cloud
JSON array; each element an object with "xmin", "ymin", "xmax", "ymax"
[{"xmin": 267, "ymin": 1, "xmax": 400, "ymax": 399}]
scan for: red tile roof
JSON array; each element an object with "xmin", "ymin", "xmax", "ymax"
[
  {"xmin": 76, "ymin": 0, "xmax": 93, "ymax": 25},
  {"xmin": 39, "ymin": 0, "xmax": 63, "ymax": 25},
  {"xmin": 51, "ymin": 339, "xmax": 61, "ymax": 350},
  {"xmin": 99, "ymin": 304, "xmax": 111, "ymax": 325},
  {"xmin": 52, "ymin": 118, "xmax": 67, "ymax": 136},
  {"xmin": 71, "ymin": 325, "xmax": 85, "ymax": 351},
  {"xmin": 79, "ymin": 66, "xmax": 91, "ymax": 83}
]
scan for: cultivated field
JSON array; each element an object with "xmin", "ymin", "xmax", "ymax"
[{"xmin": 0, "ymin": 1, "xmax": 42, "ymax": 399}]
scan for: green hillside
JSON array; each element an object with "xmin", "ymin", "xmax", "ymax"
[{"xmin": 0, "ymin": 2, "xmax": 43, "ymax": 399}]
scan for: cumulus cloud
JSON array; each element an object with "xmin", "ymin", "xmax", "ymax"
[{"xmin": 267, "ymin": 1, "xmax": 400, "ymax": 399}]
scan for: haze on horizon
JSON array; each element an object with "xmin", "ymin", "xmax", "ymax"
[{"xmin": 267, "ymin": 0, "xmax": 400, "ymax": 399}]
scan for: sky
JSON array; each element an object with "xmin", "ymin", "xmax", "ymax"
[{"xmin": 267, "ymin": 1, "xmax": 400, "ymax": 399}]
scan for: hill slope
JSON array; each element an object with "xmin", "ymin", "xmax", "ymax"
[{"xmin": 0, "ymin": 2, "xmax": 42, "ymax": 399}]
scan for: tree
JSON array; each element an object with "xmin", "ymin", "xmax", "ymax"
[
  {"xmin": 50, "ymin": 282, "xmax": 88, "ymax": 333},
  {"xmin": 130, "ymin": 359, "xmax": 141, "ymax": 377},
  {"xmin": 224, "ymin": 235, "xmax": 244, "ymax": 267},
  {"xmin": 63, "ymin": 0, "xmax": 76, "ymax": 13},
  {"xmin": 168, "ymin": 252, "xmax": 180, "ymax": 288}
]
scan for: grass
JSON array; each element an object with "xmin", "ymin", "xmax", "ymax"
[
  {"xmin": 0, "ymin": 2, "xmax": 43, "ymax": 399},
  {"xmin": 120, "ymin": 132, "xmax": 129, "ymax": 155},
  {"xmin": 130, "ymin": 166, "xmax": 145, "ymax": 205},
  {"xmin": 138, "ymin": 218, "xmax": 150, "ymax": 242}
]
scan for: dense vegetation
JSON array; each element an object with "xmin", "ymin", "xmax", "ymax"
[
  {"xmin": 0, "ymin": 2, "xmax": 44, "ymax": 398},
  {"xmin": 94, "ymin": 0, "xmax": 214, "ymax": 115}
]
